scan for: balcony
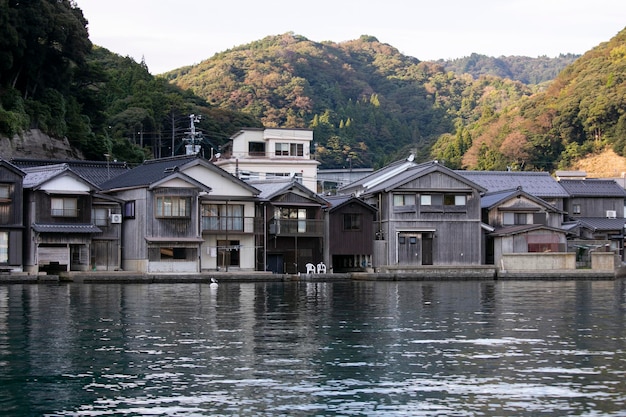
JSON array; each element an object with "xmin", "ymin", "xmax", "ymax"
[
  {"xmin": 269, "ymin": 219, "xmax": 324, "ymax": 237},
  {"xmin": 201, "ymin": 216, "xmax": 261, "ymax": 234}
]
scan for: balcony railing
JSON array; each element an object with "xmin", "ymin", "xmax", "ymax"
[
  {"xmin": 269, "ymin": 219, "xmax": 324, "ymax": 237},
  {"xmin": 201, "ymin": 216, "xmax": 261, "ymax": 234},
  {"xmin": 51, "ymin": 208, "xmax": 79, "ymax": 217}
]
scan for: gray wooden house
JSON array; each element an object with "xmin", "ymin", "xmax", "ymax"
[
  {"xmin": 559, "ymin": 178, "xmax": 626, "ymax": 260},
  {"xmin": 324, "ymin": 195, "xmax": 377, "ymax": 272},
  {"xmin": 481, "ymin": 187, "xmax": 567, "ymax": 265},
  {"xmin": 250, "ymin": 179, "xmax": 328, "ymax": 274},
  {"xmin": 0, "ymin": 160, "xmax": 25, "ymax": 272},
  {"xmin": 100, "ymin": 155, "xmax": 261, "ymax": 273},
  {"xmin": 340, "ymin": 158, "xmax": 486, "ymax": 268},
  {"xmin": 22, "ymin": 164, "xmax": 108, "ymax": 273}
]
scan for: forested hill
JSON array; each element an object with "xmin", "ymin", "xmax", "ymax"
[
  {"xmin": 0, "ymin": 1, "xmax": 260, "ymax": 164},
  {"xmin": 438, "ymin": 53, "xmax": 580, "ymax": 85},
  {"xmin": 166, "ymin": 30, "xmax": 625, "ymax": 171},
  {"xmin": 166, "ymin": 34, "xmax": 539, "ymax": 168},
  {"xmin": 430, "ymin": 26, "xmax": 626, "ymax": 172},
  {"xmin": 2, "ymin": 1, "xmax": 621, "ymax": 172}
]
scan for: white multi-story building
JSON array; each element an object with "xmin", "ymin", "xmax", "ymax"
[{"xmin": 214, "ymin": 128, "xmax": 319, "ymax": 192}]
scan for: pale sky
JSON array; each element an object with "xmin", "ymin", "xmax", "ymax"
[{"xmin": 77, "ymin": 0, "xmax": 626, "ymax": 75}]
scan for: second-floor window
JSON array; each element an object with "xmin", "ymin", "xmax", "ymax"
[
  {"xmin": 275, "ymin": 143, "xmax": 303, "ymax": 157},
  {"xmin": 394, "ymin": 194, "xmax": 416, "ymax": 207},
  {"xmin": 503, "ymin": 212, "xmax": 529, "ymax": 225},
  {"xmin": 202, "ymin": 204, "xmax": 244, "ymax": 231},
  {"xmin": 124, "ymin": 201, "xmax": 136, "ymax": 218},
  {"xmin": 0, "ymin": 184, "xmax": 11, "ymax": 202},
  {"xmin": 51, "ymin": 197, "xmax": 78, "ymax": 217},
  {"xmin": 572, "ymin": 204, "xmax": 581, "ymax": 214},
  {"xmin": 156, "ymin": 196, "xmax": 190, "ymax": 218},
  {"xmin": 421, "ymin": 194, "xmax": 466, "ymax": 207},
  {"xmin": 343, "ymin": 213, "xmax": 361, "ymax": 231},
  {"xmin": 92, "ymin": 208, "xmax": 109, "ymax": 226},
  {"xmin": 248, "ymin": 142, "xmax": 266, "ymax": 156}
]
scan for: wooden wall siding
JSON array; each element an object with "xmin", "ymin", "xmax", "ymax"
[
  {"xmin": 398, "ymin": 171, "xmax": 475, "ymax": 192},
  {"xmin": 91, "ymin": 240, "xmax": 119, "ymax": 270},
  {"xmin": 8, "ymin": 230, "xmax": 22, "ymax": 265},
  {"xmin": 35, "ymin": 193, "xmax": 92, "ymax": 224},
  {"xmin": 108, "ymin": 188, "xmax": 146, "ymax": 262},
  {"xmin": 0, "ymin": 171, "xmax": 23, "ymax": 226},
  {"xmin": 148, "ymin": 188, "xmax": 199, "ymax": 239},
  {"xmin": 566, "ymin": 197, "xmax": 624, "ymax": 218},
  {"xmin": 329, "ymin": 204, "xmax": 375, "ymax": 255},
  {"xmin": 384, "ymin": 220, "xmax": 482, "ymax": 265}
]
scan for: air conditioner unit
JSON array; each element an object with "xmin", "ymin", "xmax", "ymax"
[
  {"xmin": 110, "ymin": 213, "xmax": 122, "ymax": 224},
  {"xmin": 606, "ymin": 210, "xmax": 617, "ymax": 219}
]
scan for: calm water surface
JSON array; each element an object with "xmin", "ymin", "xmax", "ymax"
[{"xmin": 1, "ymin": 280, "xmax": 626, "ymax": 416}]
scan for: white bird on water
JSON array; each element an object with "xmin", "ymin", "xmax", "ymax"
[{"xmin": 210, "ymin": 277, "xmax": 218, "ymax": 289}]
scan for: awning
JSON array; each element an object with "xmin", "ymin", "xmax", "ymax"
[
  {"xmin": 145, "ymin": 237, "xmax": 204, "ymax": 243},
  {"xmin": 32, "ymin": 223, "xmax": 102, "ymax": 233}
]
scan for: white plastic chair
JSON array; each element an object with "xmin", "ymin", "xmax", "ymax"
[
  {"xmin": 317, "ymin": 262, "xmax": 326, "ymax": 274},
  {"xmin": 305, "ymin": 263, "xmax": 316, "ymax": 274}
]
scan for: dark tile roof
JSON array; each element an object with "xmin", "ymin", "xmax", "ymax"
[
  {"xmin": 12, "ymin": 158, "xmax": 129, "ymax": 186},
  {"xmin": 558, "ymin": 179, "xmax": 626, "ymax": 197},
  {"xmin": 32, "ymin": 223, "xmax": 102, "ymax": 233},
  {"xmin": 457, "ymin": 171, "xmax": 569, "ymax": 198},
  {"xmin": 570, "ymin": 217, "xmax": 626, "ymax": 231},
  {"xmin": 100, "ymin": 155, "xmax": 198, "ymax": 190},
  {"xmin": 490, "ymin": 224, "xmax": 566, "ymax": 237}
]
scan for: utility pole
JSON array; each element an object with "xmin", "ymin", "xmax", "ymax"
[{"xmin": 184, "ymin": 114, "xmax": 202, "ymax": 155}]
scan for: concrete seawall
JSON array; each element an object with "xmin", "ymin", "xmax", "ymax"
[{"xmin": 0, "ymin": 265, "xmax": 622, "ymax": 284}]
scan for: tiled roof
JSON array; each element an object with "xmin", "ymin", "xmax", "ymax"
[
  {"xmin": 480, "ymin": 189, "xmax": 517, "ymax": 209},
  {"xmin": 248, "ymin": 179, "xmax": 327, "ymax": 205},
  {"xmin": 570, "ymin": 217, "xmax": 626, "ymax": 231},
  {"xmin": 32, "ymin": 223, "xmax": 102, "ymax": 233},
  {"xmin": 457, "ymin": 171, "xmax": 569, "ymax": 198},
  {"xmin": 490, "ymin": 224, "xmax": 566, "ymax": 237},
  {"xmin": 12, "ymin": 158, "xmax": 129, "ymax": 186},
  {"xmin": 100, "ymin": 155, "xmax": 199, "ymax": 190},
  {"xmin": 248, "ymin": 179, "xmax": 294, "ymax": 199},
  {"xmin": 22, "ymin": 164, "xmax": 72, "ymax": 189},
  {"xmin": 558, "ymin": 179, "xmax": 626, "ymax": 197}
]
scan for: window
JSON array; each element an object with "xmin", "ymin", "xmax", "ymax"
[
  {"xmin": 0, "ymin": 232, "xmax": 7, "ymax": 263},
  {"xmin": 503, "ymin": 212, "xmax": 529, "ymax": 225},
  {"xmin": 343, "ymin": 213, "xmax": 361, "ymax": 231},
  {"xmin": 275, "ymin": 142, "xmax": 303, "ymax": 156},
  {"xmin": 290, "ymin": 143, "xmax": 304, "ymax": 156},
  {"xmin": 421, "ymin": 194, "xmax": 465, "ymax": 209},
  {"xmin": 275, "ymin": 143, "xmax": 290, "ymax": 156},
  {"xmin": 124, "ymin": 201, "xmax": 136, "ymax": 218},
  {"xmin": 156, "ymin": 196, "xmax": 190, "ymax": 218},
  {"xmin": 51, "ymin": 197, "xmax": 78, "ymax": 217},
  {"xmin": 92, "ymin": 208, "xmax": 109, "ymax": 226},
  {"xmin": 573, "ymin": 204, "xmax": 581, "ymax": 214},
  {"xmin": 276, "ymin": 207, "xmax": 307, "ymax": 233},
  {"xmin": 0, "ymin": 184, "xmax": 11, "ymax": 201},
  {"xmin": 393, "ymin": 194, "xmax": 416, "ymax": 206},
  {"xmin": 420, "ymin": 194, "xmax": 443, "ymax": 206},
  {"xmin": 248, "ymin": 141, "xmax": 266, "ymax": 156},
  {"xmin": 202, "ymin": 204, "xmax": 244, "ymax": 231},
  {"xmin": 444, "ymin": 195, "xmax": 466, "ymax": 206}
]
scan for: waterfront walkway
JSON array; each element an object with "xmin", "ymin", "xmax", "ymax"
[{"xmin": 0, "ymin": 265, "xmax": 622, "ymax": 284}]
